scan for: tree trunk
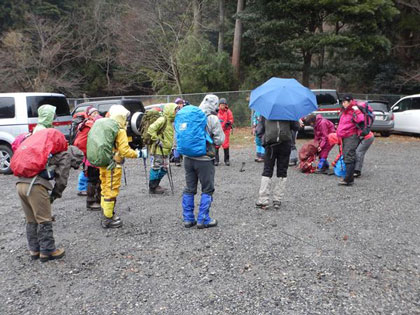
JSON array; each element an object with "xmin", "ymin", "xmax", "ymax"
[
  {"xmin": 218, "ymin": 0, "xmax": 225, "ymax": 53},
  {"xmin": 232, "ymin": 0, "xmax": 244, "ymax": 78},
  {"xmin": 302, "ymin": 51, "xmax": 312, "ymax": 87},
  {"xmin": 192, "ymin": 0, "xmax": 202, "ymax": 37},
  {"xmin": 170, "ymin": 55, "xmax": 183, "ymax": 94}
]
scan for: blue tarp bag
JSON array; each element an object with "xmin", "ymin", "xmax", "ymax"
[
  {"xmin": 175, "ymin": 106, "xmax": 207, "ymax": 157},
  {"xmin": 334, "ymin": 156, "xmax": 346, "ymax": 177}
]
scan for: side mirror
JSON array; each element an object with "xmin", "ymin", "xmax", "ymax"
[{"xmin": 392, "ymin": 105, "xmax": 399, "ymax": 112}]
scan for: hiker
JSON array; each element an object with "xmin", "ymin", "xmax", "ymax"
[
  {"xmin": 215, "ymin": 98, "xmax": 234, "ymax": 166},
  {"xmin": 172, "ymin": 98, "xmax": 185, "ymax": 167},
  {"xmin": 73, "ymin": 106, "xmax": 102, "ymax": 210},
  {"xmin": 336, "ymin": 94, "xmax": 364, "ymax": 186},
  {"xmin": 289, "ymin": 119, "xmax": 303, "ymax": 166},
  {"xmin": 147, "ymin": 103, "xmax": 178, "ymax": 194},
  {"xmin": 175, "ymin": 94, "xmax": 224, "ymax": 229},
  {"xmin": 255, "ymin": 116, "xmax": 300, "ymax": 209},
  {"xmin": 88, "ymin": 105, "xmax": 146, "ymax": 228},
  {"xmin": 11, "ymin": 128, "xmax": 84, "ymax": 262},
  {"xmin": 252, "ymin": 111, "xmax": 265, "ymax": 162},
  {"xmin": 33, "ymin": 104, "xmax": 56, "ymax": 134},
  {"xmin": 305, "ymin": 114, "xmax": 335, "ymax": 173}
]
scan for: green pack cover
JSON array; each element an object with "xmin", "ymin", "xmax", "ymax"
[
  {"xmin": 139, "ymin": 110, "xmax": 166, "ymax": 145},
  {"xmin": 87, "ymin": 118, "xmax": 120, "ymax": 167}
]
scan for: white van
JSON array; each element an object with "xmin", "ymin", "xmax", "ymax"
[
  {"xmin": 391, "ymin": 94, "xmax": 420, "ymax": 134},
  {"xmin": 0, "ymin": 93, "xmax": 72, "ymax": 174}
]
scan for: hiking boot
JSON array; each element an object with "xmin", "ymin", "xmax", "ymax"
[
  {"xmin": 214, "ymin": 161, "xmax": 219, "ymax": 166},
  {"xmin": 30, "ymin": 251, "xmax": 40, "ymax": 260},
  {"xmin": 87, "ymin": 202, "xmax": 101, "ymax": 211},
  {"xmin": 77, "ymin": 191, "xmax": 87, "ymax": 196},
  {"xmin": 256, "ymin": 157, "xmax": 264, "ymax": 163},
  {"xmin": 149, "ymin": 186, "xmax": 166, "ymax": 194},
  {"xmin": 184, "ymin": 221, "xmax": 197, "ymax": 228},
  {"xmin": 175, "ymin": 161, "xmax": 181, "ymax": 167},
  {"xmin": 197, "ymin": 219, "xmax": 217, "ymax": 229},
  {"xmin": 314, "ymin": 168, "xmax": 328, "ymax": 174},
  {"xmin": 353, "ymin": 170, "xmax": 361, "ymax": 178},
  {"xmin": 338, "ymin": 179, "xmax": 353, "ymax": 186},
  {"xmin": 225, "ymin": 161, "xmax": 230, "ymax": 166},
  {"xmin": 289, "ymin": 160, "xmax": 297, "ymax": 166},
  {"xmin": 40, "ymin": 248, "xmax": 65, "ymax": 263},
  {"xmin": 101, "ymin": 216, "xmax": 123, "ymax": 229},
  {"xmin": 273, "ymin": 201, "xmax": 281, "ymax": 209}
]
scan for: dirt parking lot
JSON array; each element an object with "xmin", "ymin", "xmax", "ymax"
[{"xmin": 0, "ymin": 133, "xmax": 419, "ymax": 314}]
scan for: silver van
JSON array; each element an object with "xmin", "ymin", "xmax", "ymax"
[{"xmin": 0, "ymin": 93, "xmax": 72, "ymax": 174}]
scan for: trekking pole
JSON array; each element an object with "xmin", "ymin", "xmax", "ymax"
[
  {"xmin": 123, "ymin": 165, "xmax": 127, "ymax": 186},
  {"xmin": 142, "ymin": 157, "xmax": 148, "ymax": 185}
]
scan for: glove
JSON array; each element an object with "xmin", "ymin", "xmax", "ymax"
[
  {"xmin": 140, "ymin": 148, "xmax": 148, "ymax": 158},
  {"xmin": 225, "ymin": 121, "xmax": 232, "ymax": 128}
]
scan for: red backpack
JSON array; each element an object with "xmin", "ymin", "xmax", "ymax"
[
  {"xmin": 73, "ymin": 119, "xmax": 94, "ymax": 155},
  {"xmin": 298, "ymin": 140, "xmax": 319, "ymax": 173},
  {"xmin": 10, "ymin": 129, "xmax": 68, "ymax": 178}
]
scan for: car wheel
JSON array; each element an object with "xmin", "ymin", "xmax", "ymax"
[
  {"xmin": 380, "ymin": 131, "xmax": 390, "ymax": 137},
  {"xmin": 0, "ymin": 144, "xmax": 13, "ymax": 175}
]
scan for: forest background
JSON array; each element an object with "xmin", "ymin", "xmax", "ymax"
[{"xmin": 0, "ymin": 0, "xmax": 419, "ymax": 100}]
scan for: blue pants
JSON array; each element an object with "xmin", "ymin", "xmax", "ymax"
[
  {"xmin": 255, "ymin": 136, "xmax": 265, "ymax": 156},
  {"xmin": 77, "ymin": 171, "xmax": 88, "ymax": 192}
]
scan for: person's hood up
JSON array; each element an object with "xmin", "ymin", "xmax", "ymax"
[
  {"xmin": 68, "ymin": 145, "xmax": 84, "ymax": 169},
  {"xmin": 108, "ymin": 105, "xmax": 130, "ymax": 128},
  {"xmin": 163, "ymin": 103, "xmax": 178, "ymax": 121},
  {"xmin": 37, "ymin": 104, "xmax": 56, "ymax": 128},
  {"xmin": 199, "ymin": 94, "xmax": 219, "ymax": 115}
]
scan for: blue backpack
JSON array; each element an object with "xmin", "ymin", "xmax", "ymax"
[
  {"xmin": 175, "ymin": 106, "xmax": 212, "ymax": 157},
  {"xmin": 334, "ymin": 156, "xmax": 346, "ymax": 178}
]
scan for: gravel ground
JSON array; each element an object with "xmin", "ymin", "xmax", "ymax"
[{"xmin": 0, "ymin": 135, "xmax": 419, "ymax": 315}]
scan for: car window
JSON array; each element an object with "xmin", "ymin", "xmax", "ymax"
[
  {"xmin": 27, "ymin": 96, "xmax": 70, "ymax": 117},
  {"xmin": 410, "ymin": 97, "xmax": 420, "ymax": 110},
  {"xmin": 315, "ymin": 92, "xmax": 338, "ymax": 106},
  {"xmin": 369, "ymin": 102, "xmax": 389, "ymax": 112},
  {"xmin": 393, "ymin": 98, "xmax": 411, "ymax": 112},
  {"xmin": 0, "ymin": 97, "xmax": 15, "ymax": 118}
]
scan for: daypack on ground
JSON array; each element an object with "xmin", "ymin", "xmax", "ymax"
[
  {"xmin": 264, "ymin": 120, "xmax": 292, "ymax": 145},
  {"xmin": 10, "ymin": 128, "xmax": 68, "ymax": 178},
  {"xmin": 69, "ymin": 112, "xmax": 87, "ymax": 145},
  {"xmin": 353, "ymin": 101, "xmax": 375, "ymax": 137},
  {"xmin": 175, "ymin": 106, "xmax": 208, "ymax": 157},
  {"xmin": 12, "ymin": 133, "xmax": 31, "ymax": 152},
  {"xmin": 298, "ymin": 140, "xmax": 319, "ymax": 173},
  {"xmin": 139, "ymin": 110, "xmax": 166, "ymax": 146},
  {"xmin": 334, "ymin": 155, "xmax": 346, "ymax": 177},
  {"xmin": 73, "ymin": 119, "xmax": 94, "ymax": 155},
  {"xmin": 86, "ymin": 118, "xmax": 120, "ymax": 167}
]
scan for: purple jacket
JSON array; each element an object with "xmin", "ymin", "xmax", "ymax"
[
  {"xmin": 336, "ymin": 106, "xmax": 364, "ymax": 138},
  {"xmin": 314, "ymin": 114, "xmax": 335, "ymax": 150}
]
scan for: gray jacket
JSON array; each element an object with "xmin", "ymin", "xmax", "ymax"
[{"xmin": 186, "ymin": 96, "xmax": 225, "ymax": 161}]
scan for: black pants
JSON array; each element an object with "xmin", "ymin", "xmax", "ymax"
[
  {"xmin": 342, "ymin": 134, "xmax": 360, "ymax": 183},
  {"xmin": 183, "ymin": 157, "xmax": 215, "ymax": 195},
  {"xmin": 262, "ymin": 141, "xmax": 291, "ymax": 178}
]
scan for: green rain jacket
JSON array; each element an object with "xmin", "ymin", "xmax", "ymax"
[
  {"xmin": 147, "ymin": 103, "xmax": 178, "ymax": 156},
  {"xmin": 33, "ymin": 104, "xmax": 56, "ymax": 133}
]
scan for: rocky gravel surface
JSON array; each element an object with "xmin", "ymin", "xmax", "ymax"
[{"xmin": 0, "ymin": 135, "xmax": 419, "ymax": 314}]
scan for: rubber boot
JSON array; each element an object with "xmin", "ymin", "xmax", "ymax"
[
  {"xmin": 101, "ymin": 199, "xmax": 122, "ymax": 228},
  {"xmin": 182, "ymin": 194, "xmax": 196, "ymax": 228},
  {"xmin": 214, "ymin": 149, "xmax": 219, "ymax": 166},
  {"xmin": 272, "ymin": 177, "xmax": 287, "ymax": 209},
  {"xmin": 224, "ymin": 148, "xmax": 230, "ymax": 166},
  {"xmin": 86, "ymin": 182, "xmax": 101, "ymax": 210},
  {"xmin": 26, "ymin": 223, "xmax": 40, "ymax": 260},
  {"xmin": 256, "ymin": 176, "xmax": 271, "ymax": 209},
  {"xmin": 197, "ymin": 194, "xmax": 217, "ymax": 229}
]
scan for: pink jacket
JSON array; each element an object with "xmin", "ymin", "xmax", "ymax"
[
  {"xmin": 336, "ymin": 106, "xmax": 364, "ymax": 138},
  {"xmin": 314, "ymin": 114, "xmax": 335, "ymax": 150}
]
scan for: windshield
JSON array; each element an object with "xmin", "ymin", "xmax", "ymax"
[
  {"xmin": 369, "ymin": 102, "xmax": 389, "ymax": 112},
  {"xmin": 27, "ymin": 96, "xmax": 70, "ymax": 117},
  {"xmin": 313, "ymin": 91, "xmax": 339, "ymax": 108}
]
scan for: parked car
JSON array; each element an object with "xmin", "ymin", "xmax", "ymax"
[
  {"xmin": 0, "ymin": 93, "xmax": 72, "ymax": 174},
  {"xmin": 301, "ymin": 89, "xmax": 341, "ymax": 133},
  {"xmin": 360, "ymin": 100, "xmax": 394, "ymax": 137},
  {"xmin": 390, "ymin": 94, "xmax": 420, "ymax": 134}
]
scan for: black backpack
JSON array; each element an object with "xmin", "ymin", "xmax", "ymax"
[
  {"xmin": 264, "ymin": 120, "xmax": 292, "ymax": 145},
  {"xmin": 353, "ymin": 101, "xmax": 375, "ymax": 137},
  {"xmin": 69, "ymin": 112, "xmax": 86, "ymax": 145}
]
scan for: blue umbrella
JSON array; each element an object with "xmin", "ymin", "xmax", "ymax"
[{"xmin": 249, "ymin": 77, "xmax": 317, "ymax": 120}]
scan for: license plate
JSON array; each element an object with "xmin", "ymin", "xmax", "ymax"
[{"xmin": 375, "ymin": 116, "xmax": 385, "ymax": 121}]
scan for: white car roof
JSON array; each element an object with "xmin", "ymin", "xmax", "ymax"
[
  {"xmin": 0, "ymin": 92, "xmax": 65, "ymax": 97},
  {"xmin": 399, "ymin": 94, "xmax": 420, "ymax": 100}
]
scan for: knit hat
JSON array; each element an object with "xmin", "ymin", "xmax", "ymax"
[
  {"xmin": 86, "ymin": 106, "xmax": 99, "ymax": 116},
  {"xmin": 343, "ymin": 94, "xmax": 353, "ymax": 101},
  {"xmin": 219, "ymin": 98, "xmax": 227, "ymax": 104}
]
